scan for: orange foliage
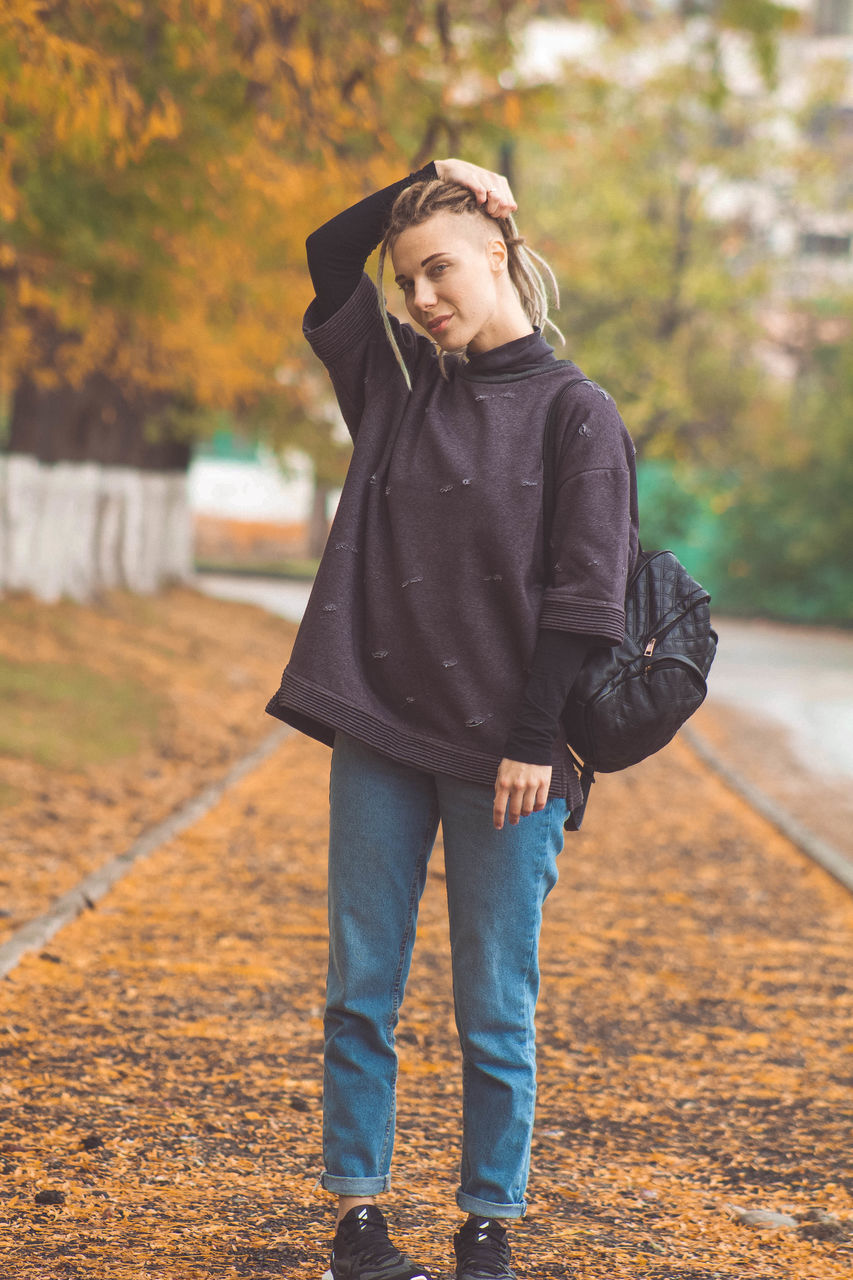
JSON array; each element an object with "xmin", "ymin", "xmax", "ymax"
[{"xmin": 0, "ymin": 1, "xmax": 525, "ymax": 438}]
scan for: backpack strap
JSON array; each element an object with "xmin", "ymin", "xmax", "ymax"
[{"xmin": 564, "ymin": 752, "xmax": 594, "ymax": 832}]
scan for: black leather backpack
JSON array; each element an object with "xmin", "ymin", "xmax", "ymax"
[{"xmin": 543, "ymin": 378, "xmax": 718, "ymax": 829}]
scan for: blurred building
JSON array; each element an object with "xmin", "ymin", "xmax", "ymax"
[
  {"xmin": 518, "ymin": 0, "xmax": 853, "ymax": 378},
  {"xmin": 717, "ymin": 0, "xmax": 853, "ymax": 299},
  {"xmin": 188, "ymin": 430, "xmax": 315, "ymax": 569}
]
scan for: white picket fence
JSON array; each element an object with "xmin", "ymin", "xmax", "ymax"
[{"xmin": 0, "ymin": 454, "xmax": 192, "ymax": 602}]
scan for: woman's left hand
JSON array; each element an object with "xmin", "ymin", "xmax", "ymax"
[
  {"xmin": 434, "ymin": 158, "xmax": 517, "ymax": 219},
  {"xmin": 493, "ymin": 759, "xmax": 553, "ymax": 830}
]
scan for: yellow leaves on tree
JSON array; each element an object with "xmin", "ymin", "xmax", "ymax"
[{"xmin": 0, "ymin": 1, "xmax": 524, "ymax": 436}]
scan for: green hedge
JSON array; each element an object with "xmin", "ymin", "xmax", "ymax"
[{"xmin": 636, "ymin": 460, "xmax": 853, "ymax": 626}]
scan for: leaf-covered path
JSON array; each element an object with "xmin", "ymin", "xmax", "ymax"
[{"xmin": 2, "ymin": 726, "xmax": 852, "ymax": 1278}]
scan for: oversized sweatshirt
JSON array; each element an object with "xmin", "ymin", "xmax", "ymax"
[
  {"xmin": 266, "ymin": 272, "xmax": 640, "ymax": 811},
  {"xmin": 305, "ymin": 164, "xmax": 592, "ymax": 765}
]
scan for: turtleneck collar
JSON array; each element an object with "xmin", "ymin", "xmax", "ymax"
[{"xmin": 460, "ymin": 327, "xmax": 556, "ymax": 380}]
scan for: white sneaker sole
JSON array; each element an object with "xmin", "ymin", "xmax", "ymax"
[{"xmin": 321, "ymin": 1272, "xmax": 429, "ymax": 1280}]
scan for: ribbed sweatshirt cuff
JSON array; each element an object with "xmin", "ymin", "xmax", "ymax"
[
  {"xmin": 539, "ymin": 589, "xmax": 625, "ymax": 645},
  {"xmin": 303, "ymin": 273, "xmax": 380, "ymax": 366}
]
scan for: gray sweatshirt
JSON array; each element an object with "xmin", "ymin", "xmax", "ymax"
[{"xmin": 266, "ymin": 273, "xmax": 639, "ymax": 809}]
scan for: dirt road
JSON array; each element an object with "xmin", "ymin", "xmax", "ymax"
[{"xmin": 2, "ymin": 728, "xmax": 851, "ymax": 1278}]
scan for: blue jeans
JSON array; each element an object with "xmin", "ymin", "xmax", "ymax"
[{"xmin": 321, "ymin": 732, "xmax": 565, "ymax": 1218}]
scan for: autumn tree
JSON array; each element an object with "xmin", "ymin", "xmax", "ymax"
[
  {"xmin": 497, "ymin": 2, "xmax": 853, "ymax": 619},
  {"xmin": 0, "ymin": 1, "xmax": 255, "ymax": 596},
  {"xmin": 509, "ymin": 3, "xmax": 810, "ymax": 456},
  {"xmin": 0, "ymin": 0, "xmax": 527, "ymax": 599},
  {"xmin": 706, "ymin": 39, "xmax": 853, "ymax": 621}
]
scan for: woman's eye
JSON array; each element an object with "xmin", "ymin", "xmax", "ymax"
[{"xmin": 431, "ymin": 263, "xmax": 448, "ymax": 276}]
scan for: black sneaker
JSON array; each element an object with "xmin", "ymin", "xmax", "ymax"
[
  {"xmin": 453, "ymin": 1215, "xmax": 518, "ymax": 1279},
  {"xmin": 323, "ymin": 1204, "xmax": 433, "ymax": 1280}
]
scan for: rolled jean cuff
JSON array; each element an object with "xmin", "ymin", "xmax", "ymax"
[
  {"xmin": 320, "ymin": 1172, "xmax": 392, "ymax": 1196},
  {"xmin": 456, "ymin": 1190, "xmax": 526, "ymax": 1219}
]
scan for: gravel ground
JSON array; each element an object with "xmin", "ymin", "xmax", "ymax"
[{"xmin": 1, "ymin": 726, "xmax": 851, "ymax": 1279}]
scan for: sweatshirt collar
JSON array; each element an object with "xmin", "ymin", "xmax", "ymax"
[{"xmin": 460, "ymin": 327, "xmax": 556, "ymax": 380}]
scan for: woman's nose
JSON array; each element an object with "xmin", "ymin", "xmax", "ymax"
[{"xmin": 413, "ymin": 278, "xmax": 436, "ymax": 310}]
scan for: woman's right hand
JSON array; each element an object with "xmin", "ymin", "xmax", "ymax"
[
  {"xmin": 434, "ymin": 158, "xmax": 517, "ymax": 219},
  {"xmin": 493, "ymin": 758, "xmax": 552, "ymax": 830}
]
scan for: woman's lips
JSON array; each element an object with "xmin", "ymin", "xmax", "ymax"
[{"xmin": 427, "ymin": 314, "xmax": 452, "ymax": 334}]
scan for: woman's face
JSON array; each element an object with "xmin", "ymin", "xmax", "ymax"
[{"xmin": 391, "ymin": 210, "xmax": 509, "ymax": 354}]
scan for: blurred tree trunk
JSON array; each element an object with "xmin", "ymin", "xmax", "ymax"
[
  {"xmin": 1, "ymin": 371, "xmax": 192, "ymax": 602},
  {"xmin": 307, "ymin": 479, "xmax": 332, "ymax": 560}
]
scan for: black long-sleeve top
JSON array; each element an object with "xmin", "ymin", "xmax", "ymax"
[{"xmin": 304, "ymin": 163, "xmax": 593, "ymax": 766}]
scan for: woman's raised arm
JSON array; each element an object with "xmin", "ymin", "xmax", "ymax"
[{"xmin": 306, "ymin": 163, "xmax": 437, "ymax": 322}]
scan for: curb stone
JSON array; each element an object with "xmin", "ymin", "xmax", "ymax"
[
  {"xmin": 0, "ymin": 725, "xmax": 292, "ymax": 980},
  {"xmin": 682, "ymin": 725, "xmax": 853, "ymax": 895}
]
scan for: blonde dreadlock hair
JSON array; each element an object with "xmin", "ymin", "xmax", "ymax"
[{"xmin": 375, "ymin": 179, "xmax": 564, "ymax": 391}]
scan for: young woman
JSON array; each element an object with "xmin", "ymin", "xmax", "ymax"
[{"xmin": 266, "ymin": 158, "xmax": 639, "ymax": 1280}]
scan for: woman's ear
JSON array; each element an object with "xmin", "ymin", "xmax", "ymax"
[{"xmin": 486, "ymin": 235, "xmax": 508, "ymax": 275}]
